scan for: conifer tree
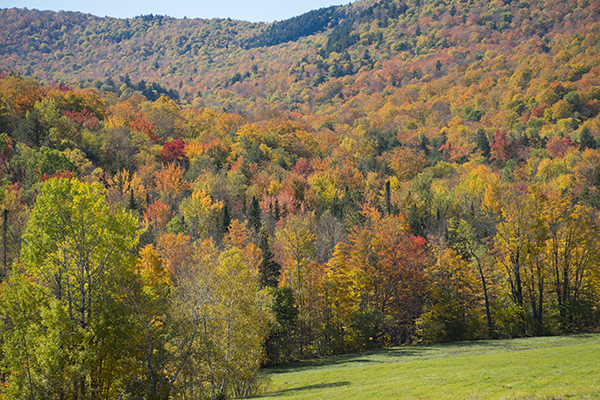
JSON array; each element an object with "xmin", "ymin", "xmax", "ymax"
[
  {"xmin": 259, "ymin": 228, "xmax": 281, "ymax": 288},
  {"xmin": 579, "ymin": 126, "xmax": 597, "ymax": 150},
  {"xmin": 419, "ymin": 132, "xmax": 430, "ymax": 156},
  {"xmin": 247, "ymin": 195, "xmax": 261, "ymax": 232},
  {"xmin": 274, "ymin": 198, "xmax": 281, "ymax": 222},
  {"xmin": 128, "ymin": 188, "xmax": 136, "ymax": 210},
  {"xmin": 220, "ymin": 203, "xmax": 231, "ymax": 235},
  {"xmin": 476, "ymin": 128, "xmax": 491, "ymax": 159}
]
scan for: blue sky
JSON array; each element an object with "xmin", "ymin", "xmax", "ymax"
[{"xmin": 4, "ymin": 0, "xmax": 351, "ymax": 22}]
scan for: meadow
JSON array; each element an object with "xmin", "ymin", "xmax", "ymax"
[{"xmin": 256, "ymin": 334, "xmax": 600, "ymax": 399}]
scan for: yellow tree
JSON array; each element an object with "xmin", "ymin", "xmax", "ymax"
[
  {"xmin": 494, "ymin": 188, "xmax": 532, "ymax": 310},
  {"xmin": 179, "ymin": 189, "xmax": 223, "ymax": 241},
  {"xmin": 494, "ymin": 188, "xmax": 552, "ymax": 333},
  {"xmin": 334, "ymin": 206, "xmax": 427, "ymax": 345},
  {"xmin": 173, "ymin": 241, "xmax": 272, "ymax": 399},
  {"xmin": 223, "ymin": 219, "xmax": 262, "ymax": 271},
  {"xmin": 541, "ymin": 193, "xmax": 600, "ymax": 327},
  {"xmin": 143, "ymin": 96, "xmax": 185, "ymax": 141},
  {"xmin": 275, "ymin": 213, "xmax": 316, "ymax": 291},
  {"xmin": 156, "ymin": 232, "xmax": 194, "ymax": 278},
  {"xmin": 417, "ymin": 245, "xmax": 483, "ymax": 343},
  {"xmin": 386, "ymin": 146, "xmax": 428, "ymax": 181},
  {"xmin": 107, "ymin": 168, "xmax": 146, "ymax": 208},
  {"xmin": 274, "ymin": 213, "xmax": 317, "ymax": 352},
  {"xmin": 154, "ymin": 163, "xmax": 190, "ymax": 208},
  {"xmin": 323, "ymin": 244, "xmax": 361, "ymax": 351}
]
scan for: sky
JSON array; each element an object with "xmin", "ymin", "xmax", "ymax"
[{"xmin": 3, "ymin": 0, "xmax": 351, "ymax": 22}]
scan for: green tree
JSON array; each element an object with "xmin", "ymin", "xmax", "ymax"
[
  {"xmin": 179, "ymin": 189, "xmax": 223, "ymax": 241},
  {"xmin": 579, "ymin": 126, "xmax": 597, "ymax": 150},
  {"xmin": 446, "ymin": 219, "xmax": 495, "ymax": 336},
  {"xmin": 2, "ymin": 178, "xmax": 140, "ymax": 399},
  {"xmin": 475, "ymin": 128, "xmax": 491, "ymax": 159},
  {"xmin": 417, "ymin": 247, "xmax": 483, "ymax": 343},
  {"xmin": 22, "ymin": 97, "xmax": 59, "ymax": 148},
  {"xmin": 264, "ymin": 287, "xmax": 298, "ymax": 364},
  {"xmin": 122, "ymin": 244, "xmax": 182, "ymax": 400}
]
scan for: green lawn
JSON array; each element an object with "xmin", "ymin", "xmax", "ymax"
[{"xmin": 254, "ymin": 334, "xmax": 600, "ymax": 399}]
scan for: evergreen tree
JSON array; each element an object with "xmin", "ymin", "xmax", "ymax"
[
  {"xmin": 476, "ymin": 128, "xmax": 491, "ymax": 159},
  {"xmin": 128, "ymin": 188, "xmax": 137, "ymax": 210},
  {"xmin": 1, "ymin": 208, "xmax": 7, "ymax": 281},
  {"xmin": 385, "ymin": 180, "xmax": 391, "ymax": 215},
  {"xmin": 220, "ymin": 203, "xmax": 231, "ymax": 235},
  {"xmin": 274, "ymin": 198, "xmax": 281, "ymax": 222},
  {"xmin": 419, "ymin": 132, "xmax": 430, "ymax": 156},
  {"xmin": 579, "ymin": 126, "xmax": 597, "ymax": 150},
  {"xmin": 259, "ymin": 229, "xmax": 281, "ymax": 288},
  {"xmin": 407, "ymin": 203, "xmax": 425, "ymax": 237},
  {"xmin": 247, "ymin": 195, "xmax": 262, "ymax": 232}
]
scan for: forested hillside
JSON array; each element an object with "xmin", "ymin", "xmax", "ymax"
[{"xmin": 1, "ymin": 0, "xmax": 600, "ymax": 398}]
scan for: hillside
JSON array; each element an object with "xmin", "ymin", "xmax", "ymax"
[
  {"xmin": 1, "ymin": 0, "xmax": 600, "ymax": 398},
  {"xmin": 2, "ymin": 0, "xmax": 600, "ymax": 153},
  {"xmin": 3, "ymin": 0, "xmax": 600, "ymax": 114}
]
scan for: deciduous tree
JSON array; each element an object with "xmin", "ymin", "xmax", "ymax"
[{"xmin": 5, "ymin": 178, "xmax": 140, "ymax": 398}]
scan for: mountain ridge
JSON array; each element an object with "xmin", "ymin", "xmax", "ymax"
[{"xmin": 1, "ymin": 0, "xmax": 600, "ymax": 119}]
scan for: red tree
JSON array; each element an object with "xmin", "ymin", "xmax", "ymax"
[
  {"xmin": 546, "ymin": 135, "xmax": 577, "ymax": 159},
  {"xmin": 489, "ymin": 129, "xmax": 512, "ymax": 163},
  {"xmin": 161, "ymin": 139, "xmax": 188, "ymax": 164},
  {"xmin": 130, "ymin": 112, "xmax": 158, "ymax": 142}
]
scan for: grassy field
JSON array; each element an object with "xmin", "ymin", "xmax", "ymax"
[{"xmin": 254, "ymin": 334, "xmax": 600, "ymax": 399}]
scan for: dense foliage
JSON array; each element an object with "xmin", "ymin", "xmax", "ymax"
[
  {"xmin": 243, "ymin": 4, "xmax": 347, "ymax": 48},
  {"xmin": 1, "ymin": 0, "xmax": 600, "ymax": 398}
]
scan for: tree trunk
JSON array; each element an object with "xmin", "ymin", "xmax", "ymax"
[
  {"xmin": 476, "ymin": 262, "xmax": 493, "ymax": 336},
  {"xmin": 2, "ymin": 208, "xmax": 8, "ymax": 280}
]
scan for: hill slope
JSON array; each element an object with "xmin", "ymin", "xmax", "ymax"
[{"xmin": 2, "ymin": 0, "xmax": 599, "ymax": 122}]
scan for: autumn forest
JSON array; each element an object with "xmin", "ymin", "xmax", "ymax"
[{"xmin": 1, "ymin": 0, "xmax": 600, "ymax": 398}]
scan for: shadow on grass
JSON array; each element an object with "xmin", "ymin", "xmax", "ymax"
[
  {"xmin": 268, "ymin": 350, "xmax": 429, "ymax": 374},
  {"xmin": 259, "ymin": 381, "xmax": 351, "ymax": 397},
  {"xmin": 269, "ymin": 342, "xmax": 496, "ymax": 373},
  {"xmin": 268, "ymin": 342, "xmax": 504, "ymax": 374},
  {"xmin": 268, "ymin": 333, "xmax": 600, "ymax": 374}
]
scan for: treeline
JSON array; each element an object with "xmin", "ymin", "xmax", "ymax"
[
  {"xmin": 243, "ymin": 5, "xmax": 348, "ymax": 48},
  {"xmin": 320, "ymin": 0, "xmax": 409, "ymax": 57},
  {"xmin": 0, "ymin": 7, "xmax": 261, "ymax": 92},
  {"xmin": 0, "ymin": 71, "xmax": 599, "ymax": 398},
  {"xmin": 243, "ymin": 0, "xmax": 410, "ymax": 55},
  {"xmin": 88, "ymin": 75, "xmax": 180, "ymax": 101}
]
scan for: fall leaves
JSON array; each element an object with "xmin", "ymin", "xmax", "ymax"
[{"xmin": 2, "ymin": 0, "xmax": 600, "ymax": 393}]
